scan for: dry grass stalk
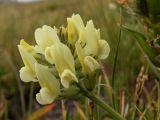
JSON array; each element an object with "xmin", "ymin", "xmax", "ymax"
[{"xmin": 135, "ymin": 66, "xmax": 148, "ymax": 106}]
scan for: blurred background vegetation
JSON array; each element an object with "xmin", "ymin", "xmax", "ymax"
[{"xmin": 0, "ymin": 0, "xmax": 158, "ymax": 119}]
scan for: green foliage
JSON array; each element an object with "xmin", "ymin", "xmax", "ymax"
[{"xmin": 122, "ymin": 26, "xmax": 160, "ymax": 67}]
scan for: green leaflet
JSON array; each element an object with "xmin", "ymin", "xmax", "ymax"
[{"xmin": 122, "ymin": 25, "xmax": 160, "ymax": 67}]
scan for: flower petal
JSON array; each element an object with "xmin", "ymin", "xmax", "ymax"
[
  {"xmin": 71, "ymin": 14, "xmax": 84, "ymax": 27},
  {"xmin": 67, "ymin": 14, "xmax": 84, "ymax": 45},
  {"xmin": 45, "ymin": 47, "xmax": 54, "ymax": 64},
  {"xmin": 45, "ymin": 43, "xmax": 75, "ymax": 74},
  {"xmin": 75, "ymin": 42, "xmax": 85, "ymax": 67},
  {"xmin": 79, "ymin": 20, "xmax": 99, "ymax": 56},
  {"xmin": 18, "ymin": 44, "xmax": 36, "ymax": 72},
  {"xmin": 98, "ymin": 40, "xmax": 110, "ymax": 59},
  {"xmin": 36, "ymin": 88, "xmax": 54, "ymax": 105},
  {"xmin": 75, "ymin": 42, "xmax": 100, "ymax": 74},
  {"xmin": 35, "ymin": 63, "xmax": 60, "ymax": 97},
  {"xmin": 34, "ymin": 45, "xmax": 43, "ymax": 54},
  {"xmin": 20, "ymin": 39, "xmax": 35, "ymax": 54},
  {"xmin": 84, "ymin": 56, "xmax": 100, "ymax": 74},
  {"xmin": 61, "ymin": 69, "xmax": 78, "ymax": 88},
  {"xmin": 19, "ymin": 66, "xmax": 37, "ymax": 82},
  {"xmin": 67, "ymin": 18, "xmax": 79, "ymax": 45},
  {"xmin": 35, "ymin": 25, "xmax": 59, "ymax": 52}
]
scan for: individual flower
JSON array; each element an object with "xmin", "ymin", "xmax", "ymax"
[
  {"xmin": 35, "ymin": 25, "xmax": 60, "ymax": 52},
  {"xmin": 18, "ymin": 40, "xmax": 37, "ymax": 82},
  {"xmin": 75, "ymin": 20, "xmax": 110, "ymax": 74},
  {"xmin": 67, "ymin": 14, "xmax": 84, "ymax": 45},
  {"xmin": 78, "ymin": 20, "xmax": 110, "ymax": 60},
  {"xmin": 45, "ymin": 43, "xmax": 78, "ymax": 88},
  {"xmin": 35, "ymin": 63, "xmax": 60, "ymax": 105},
  {"xmin": 75, "ymin": 42, "xmax": 100, "ymax": 74}
]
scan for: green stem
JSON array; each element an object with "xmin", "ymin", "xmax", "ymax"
[
  {"xmin": 28, "ymin": 82, "xmax": 34, "ymax": 115},
  {"xmin": 95, "ymin": 77, "xmax": 101, "ymax": 120},
  {"xmin": 77, "ymin": 83, "xmax": 125, "ymax": 120},
  {"xmin": 111, "ymin": 8, "xmax": 122, "ymax": 110},
  {"xmin": 4, "ymin": 51, "xmax": 26, "ymax": 117},
  {"xmin": 111, "ymin": 26, "xmax": 122, "ymax": 110}
]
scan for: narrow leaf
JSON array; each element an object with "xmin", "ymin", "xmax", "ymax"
[
  {"xmin": 122, "ymin": 25, "xmax": 160, "ymax": 67},
  {"xmin": 27, "ymin": 104, "xmax": 55, "ymax": 120}
]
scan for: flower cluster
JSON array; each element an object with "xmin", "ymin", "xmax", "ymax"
[{"xmin": 18, "ymin": 14, "xmax": 110, "ymax": 105}]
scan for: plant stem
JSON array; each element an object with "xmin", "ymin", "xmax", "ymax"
[
  {"xmin": 76, "ymin": 83, "xmax": 125, "ymax": 120},
  {"xmin": 28, "ymin": 82, "xmax": 34, "ymax": 115},
  {"xmin": 4, "ymin": 51, "xmax": 26, "ymax": 117},
  {"xmin": 111, "ymin": 8, "xmax": 122, "ymax": 110},
  {"xmin": 95, "ymin": 77, "xmax": 101, "ymax": 120}
]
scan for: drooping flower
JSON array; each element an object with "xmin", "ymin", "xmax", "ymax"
[
  {"xmin": 45, "ymin": 43, "xmax": 78, "ymax": 88},
  {"xmin": 18, "ymin": 40, "xmax": 37, "ymax": 82},
  {"xmin": 67, "ymin": 14, "xmax": 84, "ymax": 45},
  {"xmin": 35, "ymin": 25, "xmax": 60, "ymax": 52},
  {"xmin": 35, "ymin": 63, "xmax": 60, "ymax": 105},
  {"xmin": 78, "ymin": 20, "xmax": 110, "ymax": 60}
]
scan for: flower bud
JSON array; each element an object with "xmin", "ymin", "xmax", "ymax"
[{"xmin": 67, "ymin": 14, "xmax": 84, "ymax": 45}]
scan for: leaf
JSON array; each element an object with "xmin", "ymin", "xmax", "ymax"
[
  {"xmin": 122, "ymin": 25, "xmax": 160, "ymax": 67},
  {"xmin": 74, "ymin": 102, "xmax": 87, "ymax": 120},
  {"xmin": 27, "ymin": 104, "xmax": 55, "ymax": 120}
]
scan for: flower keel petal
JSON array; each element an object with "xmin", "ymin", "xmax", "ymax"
[{"xmin": 61, "ymin": 69, "xmax": 78, "ymax": 88}]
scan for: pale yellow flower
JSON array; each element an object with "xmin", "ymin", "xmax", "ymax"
[
  {"xmin": 67, "ymin": 14, "xmax": 84, "ymax": 45},
  {"xmin": 45, "ymin": 43, "xmax": 78, "ymax": 88},
  {"xmin": 35, "ymin": 25, "xmax": 60, "ymax": 52},
  {"xmin": 78, "ymin": 20, "xmax": 110, "ymax": 60},
  {"xmin": 35, "ymin": 63, "xmax": 60, "ymax": 105},
  {"xmin": 75, "ymin": 42, "xmax": 100, "ymax": 74},
  {"xmin": 18, "ymin": 40, "xmax": 37, "ymax": 82}
]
